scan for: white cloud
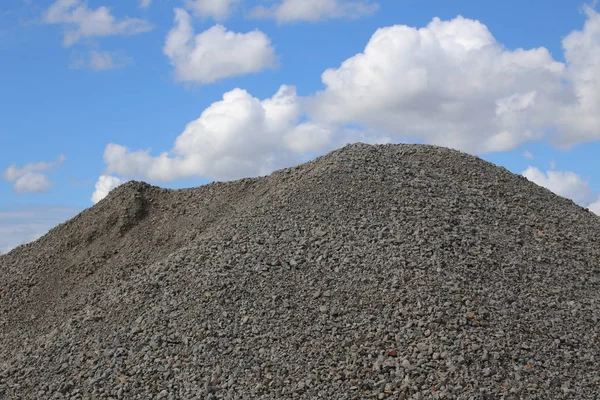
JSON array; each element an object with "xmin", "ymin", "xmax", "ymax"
[
  {"xmin": 103, "ymin": 86, "xmax": 303, "ymax": 181},
  {"xmin": 97, "ymin": 9, "xmax": 600, "ymax": 190},
  {"xmin": 522, "ymin": 166, "xmax": 597, "ymax": 207},
  {"xmin": 43, "ymin": 0, "xmax": 153, "ymax": 47},
  {"xmin": 3, "ymin": 155, "xmax": 65, "ymax": 194},
  {"xmin": 139, "ymin": 0, "xmax": 152, "ymax": 9},
  {"xmin": 163, "ymin": 8, "xmax": 277, "ymax": 84},
  {"xmin": 284, "ymin": 121, "xmax": 335, "ymax": 153},
  {"xmin": 100, "ymin": 85, "xmax": 387, "ymax": 183},
  {"xmin": 554, "ymin": 5, "xmax": 600, "ymax": 147},
  {"xmin": 249, "ymin": 0, "xmax": 379, "ymax": 23},
  {"xmin": 91, "ymin": 175, "xmax": 125, "ymax": 204},
  {"xmin": 0, "ymin": 205, "xmax": 80, "ymax": 255},
  {"xmin": 306, "ymin": 15, "xmax": 568, "ymax": 154},
  {"xmin": 70, "ymin": 50, "xmax": 133, "ymax": 71},
  {"xmin": 185, "ymin": 0, "xmax": 241, "ymax": 21},
  {"xmin": 522, "ymin": 150, "xmax": 534, "ymax": 160}
]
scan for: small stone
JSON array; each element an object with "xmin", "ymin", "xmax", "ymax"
[
  {"xmin": 130, "ymin": 326, "xmax": 142, "ymax": 335},
  {"xmin": 314, "ymin": 229, "xmax": 327, "ymax": 237}
]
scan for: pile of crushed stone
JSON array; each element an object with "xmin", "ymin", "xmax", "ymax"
[{"xmin": 1, "ymin": 143, "xmax": 599, "ymax": 400}]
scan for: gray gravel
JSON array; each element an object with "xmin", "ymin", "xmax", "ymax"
[{"xmin": 1, "ymin": 143, "xmax": 599, "ymax": 399}]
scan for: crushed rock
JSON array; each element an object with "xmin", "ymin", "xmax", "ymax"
[{"xmin": 1, "ymin": 143, "xmax": 599, "ymax": 399}]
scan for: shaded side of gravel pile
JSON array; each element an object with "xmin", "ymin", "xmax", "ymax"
[{"xmin": 1, "ymin": 143, "xmax": 599, "ymax": 400}]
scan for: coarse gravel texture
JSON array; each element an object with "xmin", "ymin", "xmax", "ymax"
[{"xmin": 1, "ymin": 143, "xmax": 599, "ymax": 400}]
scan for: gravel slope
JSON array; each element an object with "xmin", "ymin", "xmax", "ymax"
[{"xmin": 1, "ymin": 143, "xmax": 599, "ymax": 399}]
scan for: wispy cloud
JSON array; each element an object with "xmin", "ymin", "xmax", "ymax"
[
  {"xmin": 185, "ymin": 0, "xmax": 241, "ymax": 21},
  {"xmin": 249, "ymin": 0, "xmax": 379, "ymax": 23},
  {"xmin": 70, "ymin": 50, "xmax": 133, "ymax": 71},
  {"xmin": 43, "ymin": 0, "xmax": 153, "ymax": 47},
  {"xmin": 522, "ymin": 150, "xmax": 534, "ymax": 160},
  {"xmin": 3, "ymin": 154, "xmax": 65, "ymax": 194}
]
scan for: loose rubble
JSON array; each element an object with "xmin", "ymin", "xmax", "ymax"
[{"xmin": 1, "ymin": 143, "xmax": 599, "ymax": 399}]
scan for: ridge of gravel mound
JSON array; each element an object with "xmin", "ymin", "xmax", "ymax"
[{"xmin": 1, "ymin": 143, "xmax": 599, "ymax": 400}]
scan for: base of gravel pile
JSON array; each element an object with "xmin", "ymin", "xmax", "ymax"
[{"xmin": 1, "ymin": 143, "xmax": 599, "ymax": 399}]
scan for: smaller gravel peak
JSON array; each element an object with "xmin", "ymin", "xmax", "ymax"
[{"xmin": 101, "ymin": 180, "xmax": 158, "ymax": 202}]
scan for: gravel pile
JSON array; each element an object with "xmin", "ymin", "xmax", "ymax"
[{"xmin": 1, "ymin": 143, "xmax": 599, "ymax": 400}]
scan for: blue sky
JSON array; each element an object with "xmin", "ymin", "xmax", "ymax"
[{"xmin": 1, "ymin": 0, "xmax": 599, "ymax": 253}]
